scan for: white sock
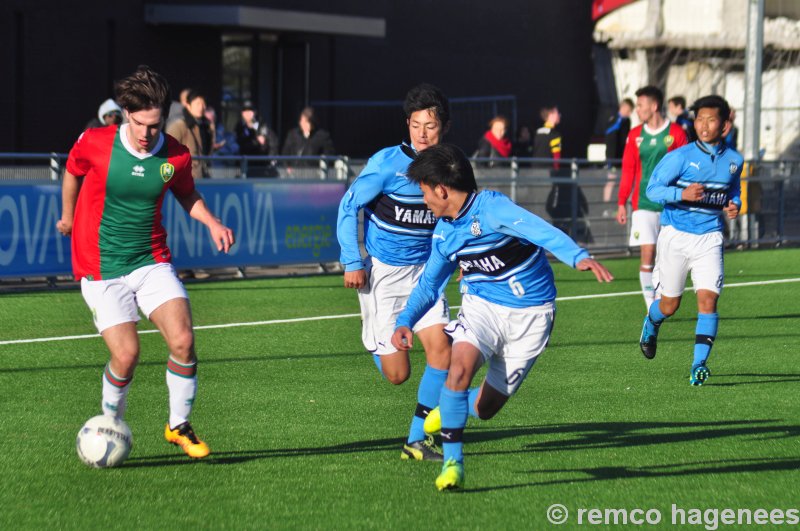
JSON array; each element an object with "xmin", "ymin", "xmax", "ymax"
[
  {"xmin": 640, "ymin": 270, "xmax": 655, "ymax": 309},
  {"xmin": 102, "ymin": 364, "xmax": 131, "ymax": 418},
  {"xmin": 166, "ymin": 356, "xmax": 197, "ymax": 429}
]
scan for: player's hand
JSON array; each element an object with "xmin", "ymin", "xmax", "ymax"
[
  {"xmin": 724, "ymin": 200, "xmax": 740, "ymax": 219},
  {"xmin": 343, "ymin": 269, "xmax": 366, "ymax": 289},
  {"xmin": 56, "ymin": 218, "xmax": 73, "ymax": 237},
  {"xmin": 616, "ymin": 204, "xmax": 627, "ymax": 225},
  {"xmin": 209, "ymin": 222, "xmax": 235, "ymax": 253},
  {"xmin": 576, "ymin": 258, "xmax": 614, "ymax": 283},
  {"xmin": 392, "ymin": 326, "xmax": 413, "ymax": 351},
  {"xmin": 681, "ymin": 183, "xmax": 705, "ymax": 201}
]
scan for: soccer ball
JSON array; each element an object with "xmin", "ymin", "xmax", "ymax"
[{"xmin": 76, "ymin": 415, "xmax": 133, "ymax": 468}]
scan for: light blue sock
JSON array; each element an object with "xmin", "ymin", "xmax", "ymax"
[
  {"xmin": 645, "ymin": 299, "xmax": 668, "ymax": 336},
  {"xmin": 467, "ymin": 387, "xmax": 481, "ymax": 418},
  {"xmin": 372, "ymin": 354, "xmax": 384, "ymax": 377},
  {"xmin": 693, "ymin": 312, "xmax": 719, "ymax": 366},
  {"xmin": 407, "ymin": 365, "xmax": 448, "ymax": 444},
  {"xmin": 440, "ymin": 387, "xmax": 468, "ymax": 464}
]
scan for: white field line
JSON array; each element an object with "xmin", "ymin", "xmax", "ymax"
[{"xmin": 2, "ymin": 277, "xmax": 799, "ymax": 347}]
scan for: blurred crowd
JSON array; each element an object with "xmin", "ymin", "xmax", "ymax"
[{"xmin": 84, "ymin": 89, "xmax": 336, "ymax": 179}]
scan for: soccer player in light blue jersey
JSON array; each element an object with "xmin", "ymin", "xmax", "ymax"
[
  {"xmin": 337, "ymin": 85, "xmax": 453, "ymax": 461},
  {"xmin": 640, "ymin": 95, "xmax": 743, "ymax": 386},
  {"xmin": 391, "ymin": 144, "xmax": 613, "ymax": 490}
]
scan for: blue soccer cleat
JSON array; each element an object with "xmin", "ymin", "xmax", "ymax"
[
  {"xmin": 690, "ymin": 364, "xmax": 711, "ymax": 386},
  {"xmin": 639, "ymin": 316, "xmax": 659, "ymax": 360},
  {"xmin": 435, "ymin": 458, "xmax": 464, "ymax": 491}
]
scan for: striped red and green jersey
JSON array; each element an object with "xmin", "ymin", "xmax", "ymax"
[
  {"xmin": 65, "ymin": 124, "xmax": 195, "ymax": 281},
  {"xmin": 618, "ymin": 121, "xmax": 687, "ymax": 212}
]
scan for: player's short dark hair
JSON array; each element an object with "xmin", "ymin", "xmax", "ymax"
[
  {"xmin": 403, "ymin": 84, "xmax": 450, "ymax": 126},
  {"xmin": 691, "ymin": 95, "xmax": 731, "ymax": 122},
  {"xmin": 620, "ymin": 98, "xmax": 634, "ymax": 108},
  {"xmin": 635, "ymin": 86, "xmax": 664, "ymax": 111},
  {"xmin": 115, "ymin": 65, "xmax": 170, "ymax": 114},
  {"xmin": 407, "ymin": 144, "xmax": 477, "ymax": 194},
  {"xmin": 186, "ymin": 90, "xmax": 205, "ymax": 104},
  {"xmin": 539, "ymin": 105, "xmax": 558, "ymax": 122},
  {"xmin": 668, "ymin": 96, "xmax": 686, "ymax": 110},
  {"xmin": 300, "ymin": 106, "xmax": 318, "ymax": 128}
]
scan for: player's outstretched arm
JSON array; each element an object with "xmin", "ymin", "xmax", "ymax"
[
  {"xmin": 177, "ymin": 190, "xmax": 236, "ymax": 253},
  {"xmin": 392, "ymin": 326, "xmax": 413, "ymax": 351},
  {"xmin": 576, "ymin": 258, "xmax": 614, "ymax": 283},
  {"xmin": 57, "ymin": 170, "xmax": 82, "ymax": 237}
]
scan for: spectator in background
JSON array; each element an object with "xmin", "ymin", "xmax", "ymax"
[
  {"xmin": 166, "ymin": 90, "xmax": 208, "ymax": 179},
  {"xmin": 533, "ymin": 105, "xmax": 562, "ymax": 171},
  {"xmin": 84, "ymin": 98, "xmax": 123, "ymax": 130},
  {"xmin": 668, "ymin": 96, "xmax": 696, "ymax": 142},
  {"xmin": 474, "ymin": 115, "xmax": 512, "ymax": 167},
  {"xmin": 605, "ymin": 98, "xmax": 634, "ymax": 164},
  {"xmin": 724, "ymin": 108, "xmax": 738, "ymax": 150},
  {"xmin": 282, "ymin": 106, "xmax": 335, "ymax": 169},
  {"xmin": 512, "ymin": 125, "xmax": 534, "ymax": 160},
  {"xmin": 206, "ymin": 106, "xmax": 239, "ymax": 168},
  {"xmin": 235, "ymin": 101, "xmax": 279, "ymax": 177},
  {"xmin": 167, "ymin": 88, "xmax": 192, "ymax": 126}
]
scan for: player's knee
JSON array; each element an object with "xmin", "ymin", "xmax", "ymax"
[
  {"xmin": 446, "ymin": 363, "xmax": 471, "ymax": 389},
  {"xmin": 426, "ymin": 348, "xmax": 450, "ymax": 371},
  {"xmin": 168, "ymin": 329, "xmax": 195, "ymax": 362},
  {"xmin": 659, "ymin": 298, "xmax": 680, "ymax": 316},
  {"xmin": 112, "ymin": 349, "xmax": 140, "ymax": 372},
  {"xmin": 384, "ymin": 367, "xmax": 410, "ymax": 385}
]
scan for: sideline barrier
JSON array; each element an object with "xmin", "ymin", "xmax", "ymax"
[{"xmin": 0, "ymin": 180, "xmax": 345, "ymax": 279}]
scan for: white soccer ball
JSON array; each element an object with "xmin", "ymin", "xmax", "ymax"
[{"xmin": 76, "ymin": 415, "xmax": 133, "ymax": 468}]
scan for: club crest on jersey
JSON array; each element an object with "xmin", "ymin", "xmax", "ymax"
[
  {"xmin": 160, "ymin": 163, "xmax": 175, "ymax": 182},
  {"xmin": 132, "ymin": 165, "xmax": 145, "ymax": 177},
  {"xmin": 470, "ymin": 219, "xmax": 482, "ymax": 237},
  {"xmin": 664, "ymin": 135, "xmax": 674, "ymax": 147},
  {"xmin": 729, "ymin": 163, "xmax": 738, "ymax": 175},
  {"xmin": 635, "ymin": 137, "xmax": 644, "ymax": 147}
]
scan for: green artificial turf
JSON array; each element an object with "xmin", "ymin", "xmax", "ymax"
[{"xmin": 0, "ymin": 249, "xmax": 798, "ymax": 529}]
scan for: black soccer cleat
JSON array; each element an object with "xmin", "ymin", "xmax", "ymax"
[
  {"xmin": 400, "ymin": 435, "xmax": 443, "ymax": 462},
  {"xmin": 639, "ymin": 316, "xmax": 659, "ymax": 360}
]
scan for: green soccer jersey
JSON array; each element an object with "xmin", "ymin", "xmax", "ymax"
[
  {"xmin": 65, "ymin": 125, "xmax": 195, "ymax": 280},
  {"xmin": 619, "ymin": 121, "xmax": 688, "ymax": 212}
]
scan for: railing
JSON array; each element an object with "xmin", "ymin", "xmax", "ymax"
[{"xmin": 2, "ymin": 153, "xmax": 799, "ymax": 252}]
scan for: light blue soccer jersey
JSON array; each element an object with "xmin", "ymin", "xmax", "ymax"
[
  {"xmin": 337, "ymin": 143, "xmax": 436, "ymax": 271},
  {"xmin": 396, "ymin": 191, "xmax": 590, "ymax": 329},
  {"xmin": 646, "ymin": 141, "xmax": 743, "ymax": 235}
]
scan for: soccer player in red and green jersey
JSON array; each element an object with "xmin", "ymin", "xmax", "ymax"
[
  {"xmin": 57, "ymin": 66, "xmax": 235, "ymax": 459},
  {"xmin": 617, "ymin": 86, "xmax": 687, "ymax": 309}
]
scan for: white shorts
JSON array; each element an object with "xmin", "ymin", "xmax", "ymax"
[
  {"xmin": 358, "ymin": 256, "xmax": 450, "ymax": 356},
  {"xmin": 629, "ymin": 210, "xmax": 661, "ymax": 246},
  {"xmin": 653, "ymin": 225, "xmax": 724, "ymax": 297},
  {"xmin": 444, "ymin": 294, "xmax": 555, "ymax": 396},
  {"xmin": 80, "ymin": 263, "xmax": 189, "ymax": 333}
]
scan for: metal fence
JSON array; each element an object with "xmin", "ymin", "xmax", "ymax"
[{"xmin": 2, "ymin": 153, "xmax": 799, "ymax": 252}]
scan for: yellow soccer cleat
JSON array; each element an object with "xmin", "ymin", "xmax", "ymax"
[
  {"xmin": 164, "ymin": 422, "xmax": 210, "ymax": 459},
  {"xmin": 423, "ymin": 406, "xmax": 441, "ymax": 435},
  {"xmin": 435, "ymin": 459, "xmax": 464, "ymax": 491}
]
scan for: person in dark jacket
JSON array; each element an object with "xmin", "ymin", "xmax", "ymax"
[
  {"xmin": 235, "ymin": 101, "xmax": 279, "ymax": 177},
  {"xmin": 605, "ymin": 98, "xmax": 633, "ymax": 165},
  {"xmin": 281, "ymin": 107, "xmax": 335, "ymax": 170}
]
